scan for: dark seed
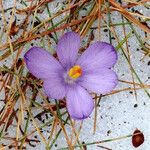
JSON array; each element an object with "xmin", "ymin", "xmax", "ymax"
[{"xmin": 134, "ymin": 104, "xmax": 138, "ymax": 108}]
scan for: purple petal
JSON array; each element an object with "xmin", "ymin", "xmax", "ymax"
[
  {"xmin": 78, "ymin": 69, "xmax": 118, "ymax": 94},
  {"xmin": 24, "ymin": 46, "xmax": 63, "ymax": 80},
  {"xmin": 57, "ymin": 32, "xmax": 81, "ymax": 69},
  {"xmin": 43, "ymin": 71, "xmax": 66, "ymax": 99},
  {"xmin": 76, "ymin": 42, "xmax": 117, "ymax": 72},
  {"xmin": 66, "ymin": 85, "xmax": 94, "ymax": 120}
]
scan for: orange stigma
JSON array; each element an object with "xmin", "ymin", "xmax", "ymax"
[{"xmin": 68, "ymin": 65, "xmax": 82, "ymax": 79}]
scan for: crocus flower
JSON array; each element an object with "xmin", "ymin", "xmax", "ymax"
[{"xmin": 24, "ymin": 32, "xmax": 118, "ymax": 120}]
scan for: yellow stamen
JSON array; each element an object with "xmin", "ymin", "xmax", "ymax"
[{"xmin": 68, "ymin": 65, "xmax": 82, "ymax": 79}]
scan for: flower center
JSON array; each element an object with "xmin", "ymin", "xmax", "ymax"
[{"xmin": 68, "ymin": 65, "xmax": 82, "ymax": 79}]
